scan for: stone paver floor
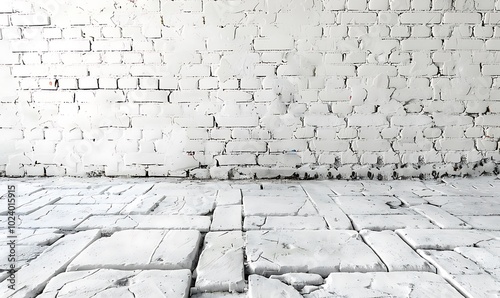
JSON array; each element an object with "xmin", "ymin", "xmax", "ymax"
[{"xmin": 0, "ymin": 177, "xmax": 500, "ymax": 297}]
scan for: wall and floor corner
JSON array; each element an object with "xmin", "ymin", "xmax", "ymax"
[{"xmin": 0, "ymin": 0, "xmax": 499, "ymax": 179}]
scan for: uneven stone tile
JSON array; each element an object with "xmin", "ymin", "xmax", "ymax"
[
  {"xmin": 77, "ymin": 214, "xmax": 211, "ymax": 232},
  {"xmin": 269, "ymin": 273, "xmax": 324, "ymax": 290},
  {"xmin": 412, "ymin": 204, "xmax": 471, "ymax": 229},
  {"xmin": 321, "ymin": 180, "xmax": 365, "ymax": 196},
  {"xmin": 152, "ymin": 194, "xmax": 216, "ymax": 215},
  {"xmin": 459, "ymin": 216, "xmax": 500, "ymax": 230},
  {"xmin": 476, "ymin": 238, "xmax": 500, "ymax": 256},
  {"xmin": 120, "ymin": 183, "xmax": 155, "ymax": 196},
  {"xmin": 193, "ymin": 231, "xmax": 245, "ymax": 293},
  {"xmin": 0, "ymin": 230, "xmax": 101, "ymax": 298},
  {"xmin": 305, "ymin": 272, "xmax": 463, "ymax": 298},
  {"xmin": 55, "ymin": 194, "xmax": 137, "ymax": 204},
  {"xmin": 360, "ymin": 230, "xmax": 435, "ymax": 272},
  {"xmin": 135, "ymin": 215, "xmax": 211, "ymax": 231},
  {"xmin": 351, "ymin": 214, "xmax": 437, "ymax": 231},
  {"xmin": 0, "ymin": 229, "xmax": 62, "ymax": 246},
  {"xmin": 394, "ymin": 194, "xmax": 428, "ymax": 206},
  {"xmin": 211, "ymin": 205, "xmax": 242, "ymax": 231},
  {"xmin": 243, "ymin": 195, "xmax": 317, "ymax": 216},
  {"xmin": 396, "ymin": 229, "xmax": 495, "ymax": 250},
  {"xmin": 248, "ymin": 275, "xmax": 302, "ymax": 298},
  {"xmin": 333, "ymin": 196, "xmax": 410, "ymax": 215},
  {"xmin": 0, "ymin": 245, "xmax": 46, "ymax": 269},
  {"xmin": 120, "ymin": 194, "xmax": 165, "ymax": 215},
  {"xmin": 0, "ymin": 272, "xmax": 7, "ymax": 283},
  {"xmin": 191, "ymin": 293, "xmax": 247, "ymax": 298},
  {"xmin": 244, "ymin": 216, "xmax": 327, "ymax": 230},
  {"xmin": 20, "ymin": 204, "xmax": 124, "ymax": 229},
  {"xmin": 103, "ymin": 184, "xmax": 133, "ymax": 195},
  {"xmin": 441, "ymin": 201, "xmax": 500, "ymax": 216},
  {"xmin": 418, "ymin": 250, "xmax": 485, "ymax": 275},
  {"xmin": 450, "ymin": 274, "xmax": 500, "ymax": 298},
  {"xmin": 455, "ymin": 247, "xmax": 500, "ymax": 270},
  {"xmin": 67, "ymin": 230, "xmax": 201, "ymax": 271},
  {"xmin": 216, "ymin": 189, "xmax": 242, "ymax": 206},
  {"xmin": 246, "ymin": 230, "xmax": 386, "ymax": 277},
  {"xmin": 39, "ymin": 269, "xmax": 191, "ymax": 298},
  {"xmin": 301, "ymin": 183, "xmax": 352, "ymax": 229}
]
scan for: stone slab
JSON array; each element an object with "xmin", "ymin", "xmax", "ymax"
[
  {"xmin": 0, "ymin": 229, "xmax": 62, "ymax": 246},
  {"xmin": 360, "ymin": 230, "xmax": 435, "ymax": 272},
  {"xmin": 412, "ymin": 204, "xmax": 471, "ymax": 229},
  {"xmin": 351, "ymin": 214, "xmax": 437, "ymax": 231},
  {"xmin": 246, "ymin": 230, "xmax": 386, "ymax": 277},
  {"xmin": 455, "ymin": 247, "xmax": 500, "ymax": 270},
  {"xmin": 459, "ymin": 216, "xmax": 500, "ymax": 230},
  {"xmin": 0, "ymin": 230, "xmax": 101, "ymax": 298},
  {"xmin": 55, "ymin": 194, "xmax": 137, "ymax": 204},
  {"xmin": 120, "ymin": 194, "xmax": 165, "ymax": 215},
  {"xmin": 304, "ymin": 272, "xmax": 463, "ymax": 298},
  {"xmin": 333, "ymin": 196, "xmax": 410, "ymax": 215},
  {"xmin": 20, "ymin": 205, "xmax": 124, "ymax": 229},
  {"xmin": 39, "ymin": 269, "xmax": 191, "ymax": 298},
  {"xmin": 396, "ymin": 229, "xmax": 495, "ymax": 250},
  {"xmin": 269, "ymin": 273, "xmax": 324, "ymax": 290},
  {"xmin": 418, "ymin": 250, "xmax": 485, "ymax": 276},
  {"xmin": 152, "ymin": 195, "xmax": 216, "ymax": 215},
  {"xmin": 211, "ymin": 205, "xmax": 242, "ymax": 231},
  {"xmin": 244, "ymin": 216, "xmax": 327, "ymax": 230},
  {"xmin": 67, "ymin": 230, "xmax": 201, "ymax": 271},
  {"xmin": 0, "ymin": 245, "xmax": 46, "ymax": 269},
  {"xmin": 243, "ymin": 195, "xmax": 317, "ymax": 216},
  {"xmin": 194, "ymin": 231, "xmax": 245, "ymax": 293},
  {"xmin": 76, "ymin": 215, "xmax": 211, "ymax": 232},
  {"xmin": 216, "ymin": 189, "xmax": 242, "ymax": 206},
  {"xmin": 300, "ymin": 183, "xmax": 352, "ymax": 229},
  {"xmin": 249, "ymin": 275, "xmax": 302, "ymax": 298},
  {"xmin": 450, "ymin": 274, "xmax": 500, "ymax": 298}
]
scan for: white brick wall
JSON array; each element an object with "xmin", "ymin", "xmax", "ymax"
[{"xmin": 1, "ymin": 0, "xmax": 499, "ymax": 179}]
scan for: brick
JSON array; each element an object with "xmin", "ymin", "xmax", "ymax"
[
  {"xmin": 368, "ymin": 0, "xmax": 389, "ymax": 10},
  {"xmin": 339, "ymin": 12, "xmax": 377, "ymax": 24},
  {"xmin": 226, "ymin": 141, "xmax": 267, "ymax": 153},
  {"xmin": 444, "ymin": 39, "xmax": 484, "ymax": 50},
  {"xmin": 216, "ymin": 154, "xmax": 256, "ymax": 166},
  {"xmin": 482, "ymin": 65, "xmax": 500, "ymax": 76},
  {"xmin": 348, "ymin": 115, "xmax": 387, "ymax": 127},
  {"xmin": 170, "ymin": 90, "xmax": 209, "ymax": 103},
  {"xmin": 400, "ymin": 12, "xmax": 441, "ymax": 24},
  {"xmin": 304, "ymin": 114, "xmax": 346, "ymax": 127},
  {"xmin": 174, "ymin": 116, "xmax": 214, "ymax": 128},
  {"xmin": 11, "ymin": 40, "xmax": 48, "ymax": 52},
  {"xmin": 78, "ymin": 78, "xmax": 98, "ymax": 89},
  {"xmin": 443, "ymin": 13, "xmax": 482, "ymax": 24},
  {"xmin": 310, "ymin": 140, "xmax": 350, "ymax": 151},
  {"xmin": 268, "ymin": 140, "xmax": 308, "ymax": 152},
  {"xmin": 484, "ymin": 13, "xmax": 500, "ymax": 25},
  {"xmin": 391, "ymin": 115, "xmax": 433, "ymax": 126},
  {"xmin": 33, "ymin": 91, "xmax": 74, "ymax": 103},
  {"xmin": 486, "ymin": 40, "xmax": 500, "ymax": 51},
  {"xmin": 358, "ymin": 65, "xmax": 397, "ymax": 76},
  {"xmin": 92, "ymin": 39, "xmax": 132, "ymax": 51},
  {"xmin": 352, "ymin": 140, "xmax": 392, "ymax": 151},
  {"xmin": 11, "ymin": 14, "xmax": 50, "ymax": 26},
  {"xmin": 128, "ymin": 90, "xmax": 168, "ymax": 103},
  {"xmin": 180, "ymin": 64, "xmax": 211, "ymax": 77},
  {"xmin": 216, "ymin": 116, "xmax": 259, "ymax": 127},
  {"xmin": 436, "ymin": 139, "xmax": 474, "ymax": 151},
  {"xmin": 401, "ymin": 39, "xmax": 442, "ymax": 51},
  {"xmin": 476, "ymin": 115, "xmax": 500, "ymax": 126},
  {"xmin": 389, "ymin": 0, "xmax": 410, "ymax": 10},
  {"xmin": 254, "ymin": 37, "xmax": 294, "ymax": 51}
]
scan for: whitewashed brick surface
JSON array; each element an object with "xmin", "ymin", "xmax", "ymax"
[{"xmin": 0, "ymin": 0, "xmax": 499, "ymax": 178}]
